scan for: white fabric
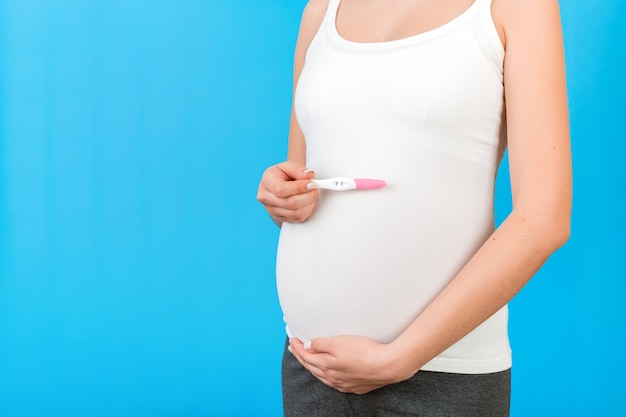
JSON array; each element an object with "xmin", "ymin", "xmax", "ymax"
[{"xmin": 276, "ymin": 0, "xmax": 511, "ymax": 374}]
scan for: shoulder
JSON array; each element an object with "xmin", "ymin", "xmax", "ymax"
[
  {"xmin": 298, "ymin": 0, "xmax": 330, "ymax": 43},
  {"xmin": 491, "ymin": 0, "xmax": 563, "ymax": 50},
  {"xmin": 302, "ymin": 0, "xmax": 330, "ymax": 22},
  {"xmin": 293, "ymin": 0, "xmax": 330, "ymax": 63}
]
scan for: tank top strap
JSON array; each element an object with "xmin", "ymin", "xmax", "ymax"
[
  {"xmin": 473, "ymin": 0, "xmax": 505, "ymax": 61},
  {"xmin": 323, "ymin": 0, "xmax": 341, "ymax": 30},
  {"xmin": 474, "ymin": 0, "xmax": 493, "ymax": 10},
  {"xmin": 474, "ymin": 0, "xmax": 498, "ymax": 26}
]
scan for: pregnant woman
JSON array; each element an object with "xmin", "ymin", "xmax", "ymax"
[{"xmin": 257, "ymin": 0, "xmax": 571, "ymax": 415}]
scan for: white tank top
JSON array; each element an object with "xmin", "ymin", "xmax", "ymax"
[{"xmin": 276, "ymin": 0, "xmax": 511, "ymax": 373}]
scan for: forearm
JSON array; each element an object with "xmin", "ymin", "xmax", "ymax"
[{"xmin": 387, "ymin": 209, "xmax": 569, "ymax": 379}]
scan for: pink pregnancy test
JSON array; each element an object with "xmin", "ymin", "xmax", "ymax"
[{"xmin": 308, "ymin": 178, "xmax": 386, "ymax": 191}]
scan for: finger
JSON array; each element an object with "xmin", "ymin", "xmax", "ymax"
[
  {"xmin": 307, "ymin": 338, "xmax": 334, "ymax": 355},
  {"xmin": 261, "ymin": 186, "xmax": 318, "ymax": 211},
  {"xmin": 275, "ymin": 161, "xmax": 315, "ymax": 181},
  {"xmin": 290, "ymin": 339, "xmax": 323, "ymax": 365},
  {"xmin": 289, "ymin": 343, "xmax": 327, "ymax": 379},
  {"xmin": 290, "ymin": 343, "xmax": 358, "ymax": 392},
  {"xmin": 289, "ymin": 338, "xmax": 306, "ymax": 350},
  {"xmin": 260, "ymin": 188, "xmax": 318, "ymax": 223},
  {"xmin": 257, "ymin": 164, "xmax": 317, "ymax": 209},
  {"xmin": 271, "ymin": 178, "xmax": 317, "ymax": 199},
  {"xmin": 291, "ymin": 340, "xmax": 336, "ymax": 371},
  {"xmin": 268, "ymin": 200, "xmax": 317, "ymax": 223}
]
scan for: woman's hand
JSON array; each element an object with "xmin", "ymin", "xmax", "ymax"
[
  {"xmin": 257, "ymin": 161, "xmax": 319, "ymax": 225},
  {"xmin": 288, "ymin": 336, "xmax": 412, "ymax": 395}
]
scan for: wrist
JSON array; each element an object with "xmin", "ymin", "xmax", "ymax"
[{"xmin": 383, "ymin": 339, "xmax": 426, "ymax": 383}]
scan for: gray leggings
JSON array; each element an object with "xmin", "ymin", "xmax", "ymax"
[{"xmin": 282, "ymin": 341, "xmax": 511, "ymax": 417}]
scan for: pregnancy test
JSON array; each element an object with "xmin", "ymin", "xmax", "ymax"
[{"xmin": 308, "ymin": 178, "xmax": 386, "ymax": 191}]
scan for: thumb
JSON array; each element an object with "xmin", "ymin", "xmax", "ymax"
[
  {"xmin": 275, "ymin": 160, "xmax": 315, "ymax": 181},
  {"xmin": 307, "ymin": 338, "xmax": 333, "ymax": 354}
]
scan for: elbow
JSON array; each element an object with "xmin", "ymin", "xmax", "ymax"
[
  {"xmin": 531, "ymin": 217, "xmax": 571, "ymax": 255},
  {"xmin": 536, "ymin": 212, "xmax": 571, "ymax": 253},
  {"xmin": 551, "ymin": 218, "xmax": 571, "ymax": 250},
  {"xmin": 544, "ymin": 217, "xmax": 571, "ymax": 255},
  {"xmin": 511, "ymin": 187, "xmax": 572, "ymax": 252},
  {"xmin": 511, "ymin": 207, "xmax": 571, "ymax": 253},
  {"xmin": 547, "ymin": 200, "xmax": 572, "ymax": 250}
]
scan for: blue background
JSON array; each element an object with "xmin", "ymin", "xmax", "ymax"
[{"xmin": 0, "ymin": 1, "xmax": 624, "ymax": 416}]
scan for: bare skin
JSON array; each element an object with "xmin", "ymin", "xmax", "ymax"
[{"xmin": 257, "ymin": 0, "xmax": 572, "ymax": 395}]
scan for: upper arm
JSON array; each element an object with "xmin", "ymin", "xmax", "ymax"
[
  {"xmin": 287, "ymin": 0, "xmax": 329, "ymax": 164},
  {"xmin": 494, "ymin": 0, "xmax": 572, "ymax": 227}
]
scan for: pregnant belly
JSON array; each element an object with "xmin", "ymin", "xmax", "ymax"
[{"xmin": 275, "ymin": 185, "xmax": 493, "ymax": 344}]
